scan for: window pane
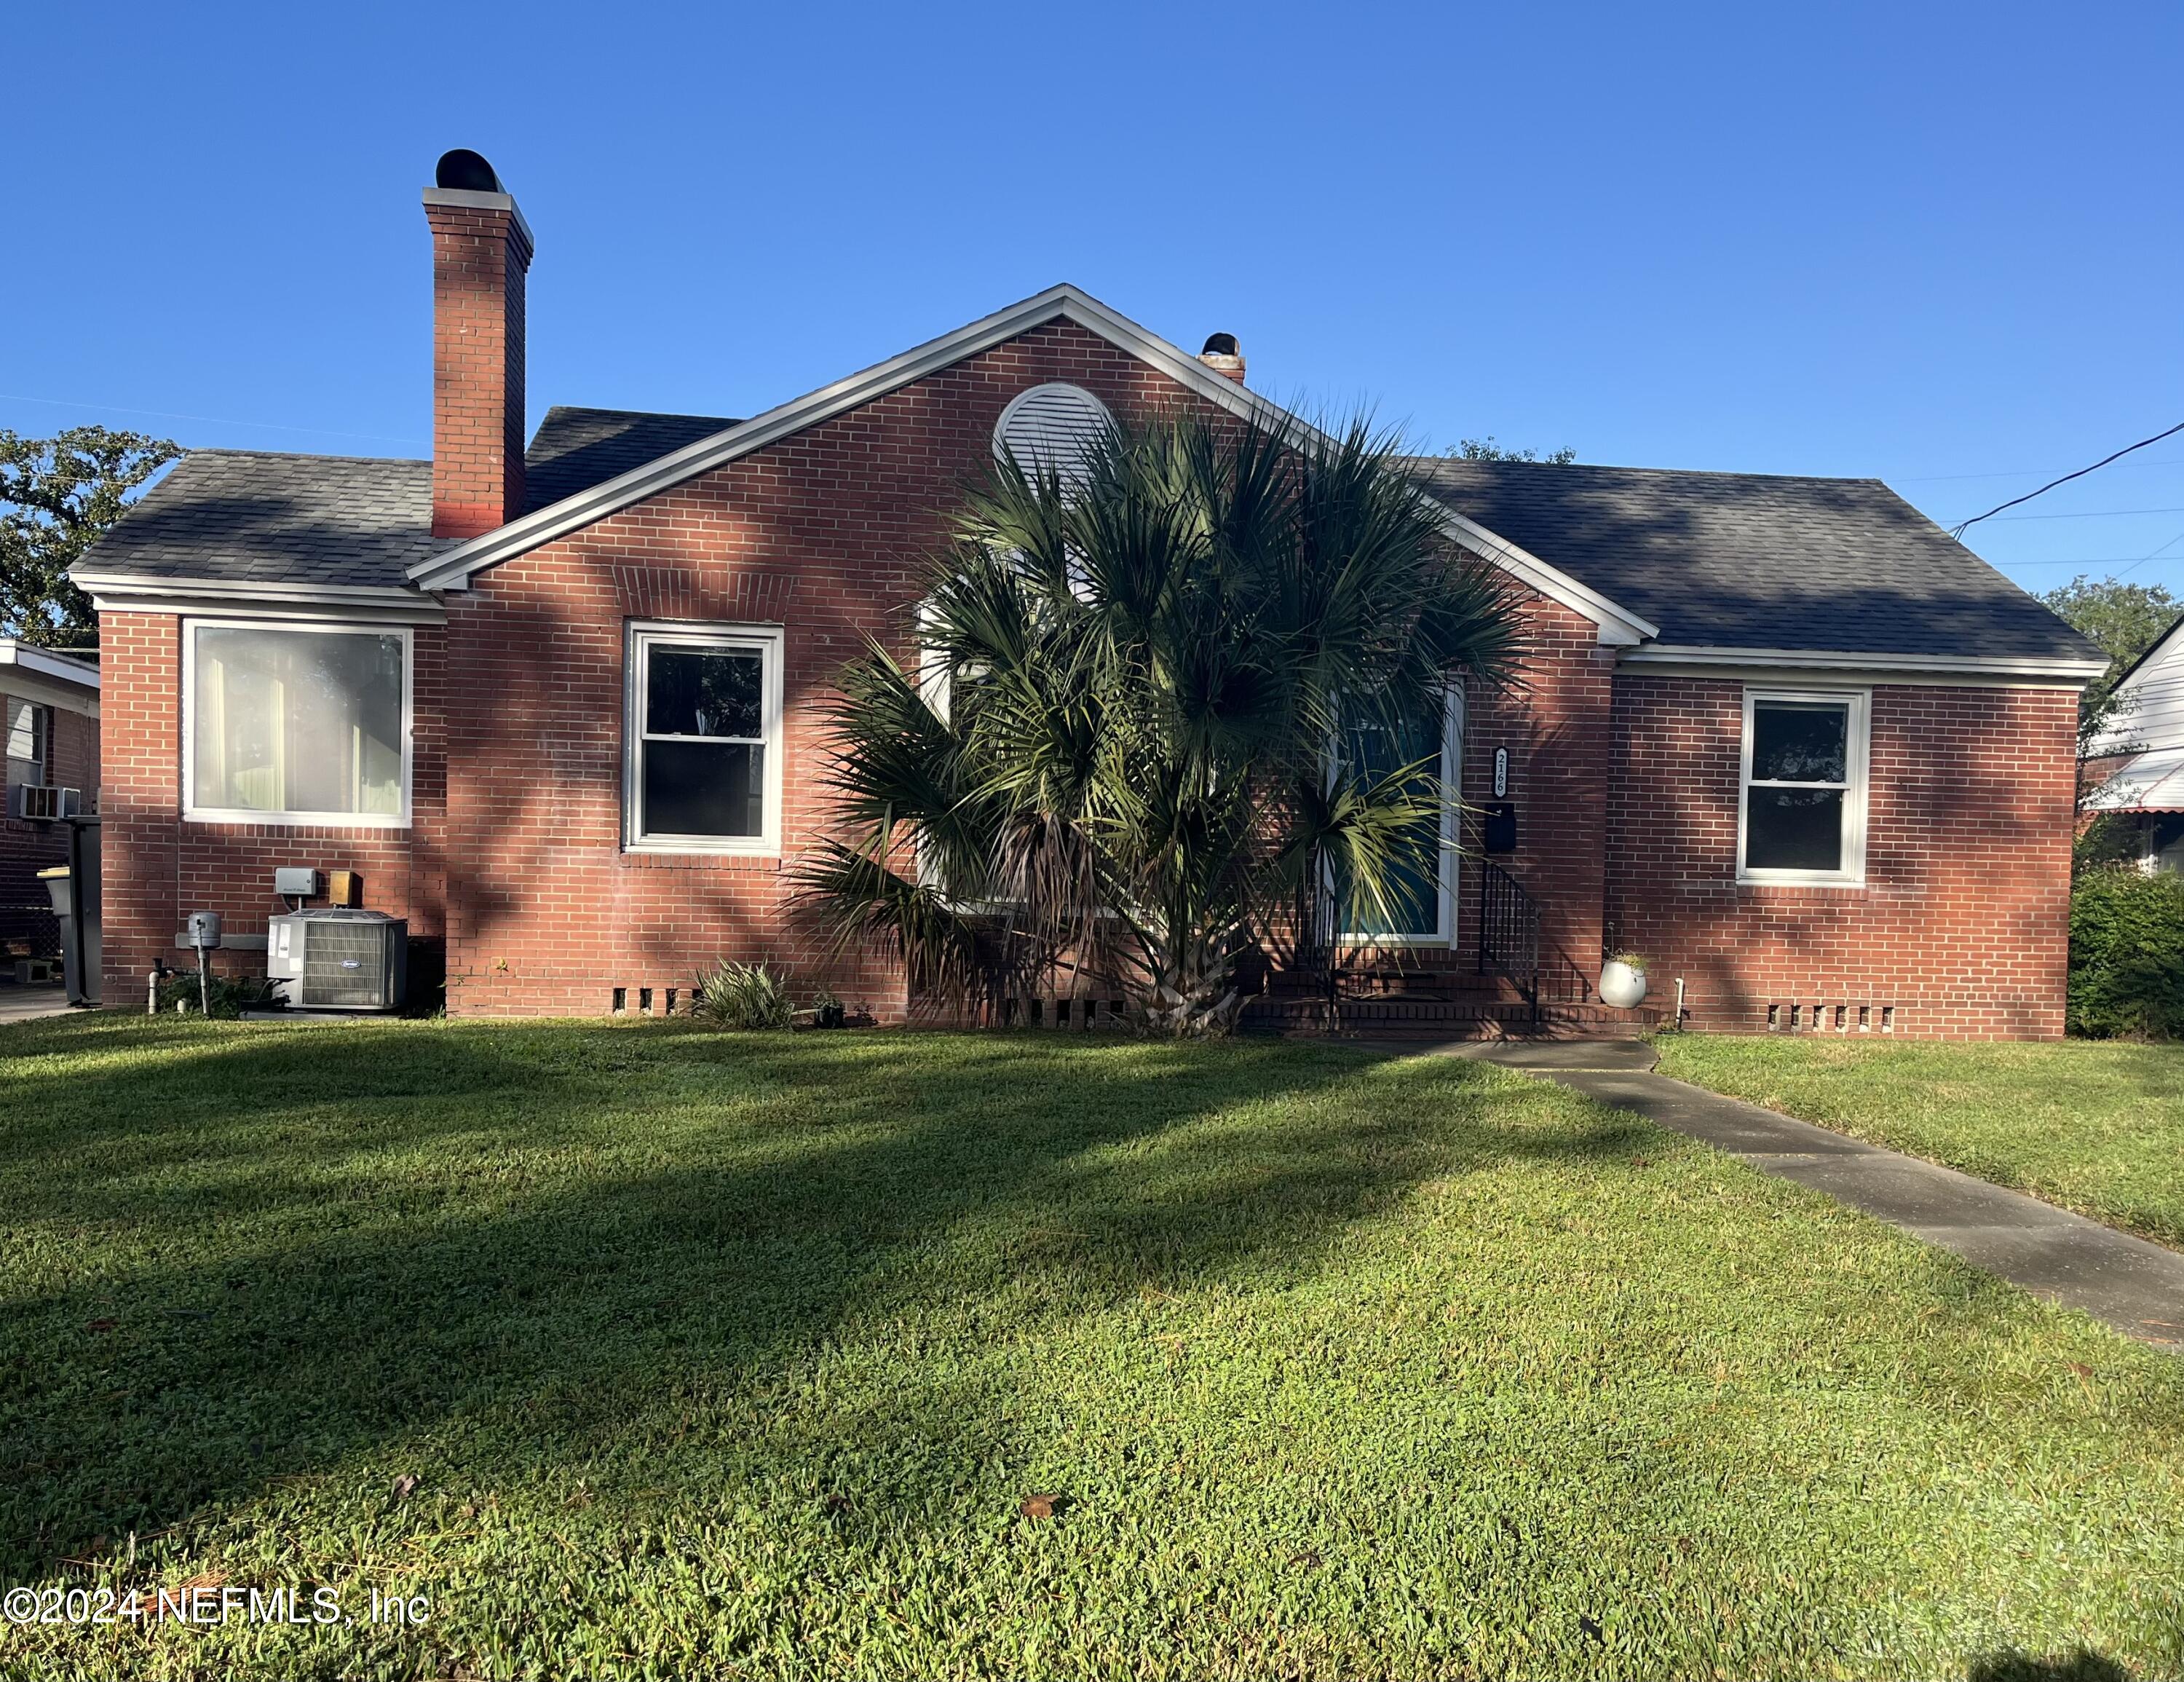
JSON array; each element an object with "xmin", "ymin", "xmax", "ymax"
[
  {"xmin": 643, "ymin": 740, "xmax": 764, "ymax": 837},
  {"xmin": 1746, "ymin": 786, "xmax": 1843, "ymax": 872},
  {"xmin": 4, "ymin": 698, "xmax": 44, "ymax": 787},
  {"xmin": 192, "ymin": 628, "xmax": 405, "ymax": 815},
  {"xmin": 1752, "ymin": 702, "xmax": 1847, "ymax": 783},
  {"xmin": 1334, "ymin": 698, "xmax": 1444, "ymax": 938},
  {"xmin": 646, "ymin": 647, "xmax": 761, "ymax": 739}
]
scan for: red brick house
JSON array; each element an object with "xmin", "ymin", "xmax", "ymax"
[{"xmin": 71, "ymin": 154, "xmax": 2105, "ymax": 1038}]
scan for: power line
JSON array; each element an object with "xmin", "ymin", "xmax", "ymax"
[
  {"xmin": 1949, "ymin": 420, "xmax": 2184, "ymax": 538},
  {"xmin": 2114, "ymin": 528, "xmax": 2184, "ymax": 580},
  {"xmin": 1985, "ymin": 505, "xmax": 2184, "ymax": 522}
]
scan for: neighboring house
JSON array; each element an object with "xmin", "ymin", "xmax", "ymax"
[
  {"xmin": 69, "ymin": 154, "xmax": 2106, "ymax": 1038},
  {"xmin": 0, "ymin": 641, "xmax": 100, "ymax": 962},
  {"xmin": 2084, "ymin": 610, "xmax": 2184, "ymax": 869}
]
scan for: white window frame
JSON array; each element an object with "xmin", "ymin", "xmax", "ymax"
[
  {"xmin": 1736, "ymin": 686, "xmax": 1870, "ymax": 887},
  {"xmin": 1334, "ymin": 683, "xmax": 1465, "ymax": 947},
  {"xmin": 181, "ymin": 617, "xmax": 414, "ymax": 828},
  {"xmin": 4, "ymin": 696, "xmax": 51, "ymax": 789},
  {"xmin": 624, "ymin": 620, "xmax": 785, "ymax": 857}
]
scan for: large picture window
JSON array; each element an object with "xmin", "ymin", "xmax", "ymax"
[
  {"xmin": 625, "ymin": 622, "xmax": 783, "ymax": 853},
  {"xmin": 1738, "ymin": 688, "xmax": 1868, "ymax": 885},
  {"xmin": 185, "ymin": 623, "xmax": 410, "ymax": 825}
]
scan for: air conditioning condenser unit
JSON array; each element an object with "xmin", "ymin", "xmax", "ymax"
[{"xmin": 266, "ymin": 909, "xmax": 407, "ymax": 1012}]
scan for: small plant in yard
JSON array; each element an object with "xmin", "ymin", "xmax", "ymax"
[
  {"xmin": 154, "ymin": 970, "xmax": 283, "ymax": 1019},
  {"xmin": 810, "ymin": 985, "xmax": 847, "ymax": 1029},
  {"xmin": 2069, "ymin": 864, "xmax": 2184, "ymax": 1039},
  {"xmin": 691, "ymin": 960, "xmax": 795, "ymax": 1029}
]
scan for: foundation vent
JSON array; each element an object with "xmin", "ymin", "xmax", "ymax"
[{"xmin": 1766, "ymin": 1000, "xmax": 1895, "ymax": 1034}]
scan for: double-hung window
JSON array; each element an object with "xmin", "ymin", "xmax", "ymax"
[
  {"xmin": 4, "ymin": 697, "xmax": 50, "ymax": 791},
  {"xmin": 1738, "ymin": 688, "xmax": 1869, "ymax": 885},
  {"xmin": 625, "ymin": 622, "xmax": 783, "ymax": 853},
  {"xmin": 185, "ymin": 622, "xmax": 411, "ymax": 825}
]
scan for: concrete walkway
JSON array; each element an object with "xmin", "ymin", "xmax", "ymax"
[
  {"xmin": 0, "ymin": 986, "xmax": 75, "ymax": 1027},
  {"xmin": 1444, "ymin": 1038, "xmax": 2184, "ymax": 1353}
]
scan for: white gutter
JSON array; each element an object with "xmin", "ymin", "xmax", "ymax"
[{"xmin": 1619, "ymin": 641, "xmax": 2109, "ymax": 684}]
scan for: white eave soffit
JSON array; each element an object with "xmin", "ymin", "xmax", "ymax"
[
  {"xmin": 72, "ymin": 570, "xmax": 448, "ymax": 625},
  {"xmin": 1618, "ymin": 641, "xmax": 2109, "ymax": 685},
  {"xmin": 403, "ymin": 283, "xmax": 1657, "ymax": 643}
]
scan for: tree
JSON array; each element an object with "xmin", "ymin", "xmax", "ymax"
[
  {"xmin": 1, "ymin": 427, "xmax": 181, "ymax": 647},
  {"xmin": 1445, "ymin": 436, "xmax": 1577, "ymax": 465},
  {"xmin": 795, "ymin": 414, "xmax": 1520, "ymax": 1035}
]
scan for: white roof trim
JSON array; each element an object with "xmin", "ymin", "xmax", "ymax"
[
  {"xmin": 0, "ymin": 639, "xmax": 100, "ymax": 692},
  {"xmin": 1620, "ymin": 642, "xmax": 2108, "ymax": 684},
  {"xmin": 403, "ymin": 283, "xmax": 1658, "ymax": 642},
  {"xmin": 76, "ymin": 570, "xmax": 446, "ymax": 625}
]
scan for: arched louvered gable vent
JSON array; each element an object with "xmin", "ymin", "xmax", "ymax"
[{"xmin": 993, "ymin": 383, "xmax": 1114, "ymax": 485}]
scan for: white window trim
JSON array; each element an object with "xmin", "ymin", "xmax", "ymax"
[
  {"xmin": 1736, "ymin": 686, "xmax": 1870, "ymax": 888},
  {"xmin": 624, "ymin": 620, "xmax": 786, "ymax": 857},
  {"xmin": 5, "ymin": 696, "xmax": 52, "ymax": 789},
  {"xmin": 181, "ymin": 617, "xmax": 414, "ymax": 828},
  {"xmin": 1334, "ymin": 683, "xmax": 1465, "ymax": 947}
]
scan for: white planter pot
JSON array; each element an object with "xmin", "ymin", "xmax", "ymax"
[{"xmin": 1599, "ymin": 960, "xmax": 1649, "ymax": 1009}]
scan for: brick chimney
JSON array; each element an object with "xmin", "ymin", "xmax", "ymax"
[
  {"xmin": 423, "ymin": 149, "xmax": 533, "ymax": 538},
  {"xmin": 1198, "ymin": 332, "xmax": 1246, "ymax": 385}
]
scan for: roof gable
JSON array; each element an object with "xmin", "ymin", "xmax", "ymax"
[{"xmin": 408, "ymin": 284, "xmax": 1301, "ymax": 591}]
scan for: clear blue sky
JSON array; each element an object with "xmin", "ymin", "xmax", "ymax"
[{"xmin": 7, "ymin": 1, "xmax": 2180, "ymax": 598}]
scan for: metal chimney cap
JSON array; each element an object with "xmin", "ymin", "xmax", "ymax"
[{"xmin": 435, "ymin": 149, "xmax": 502, "ymax": 192}]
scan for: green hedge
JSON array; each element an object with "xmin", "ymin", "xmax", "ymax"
[{"xmin": 2070, "ymin": 865, "xmax": 2184, "ymax": 1039}]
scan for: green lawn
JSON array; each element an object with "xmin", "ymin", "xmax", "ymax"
[
  {"xmin": 1656, "ymin": 1034, "xmax": 2184, "ymax": 1252},
  {"xmin": 1, "ymin": 1016, "xmax": 2180, "ymax": 1680}
]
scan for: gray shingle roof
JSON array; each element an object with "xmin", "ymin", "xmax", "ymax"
[
  {"xmin": 1412, "ymin": 459, "xmax": 2099, "ymax": 662},
  {"xmin": 82, "ymin": 450, "xmax": 450, "ymax": 588},
  {"xmin": 79, "ymin": 420, "xmax": 2100, "ymax": 669},
  {"xmin": 75, "ymin": 408, "xmax": 744, "ymax": 593},
  {"xmin": 525, "ymin": 406, "xmax": 740, "ymax": 511}
]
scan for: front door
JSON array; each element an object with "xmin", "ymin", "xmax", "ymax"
[{"xmin": 1332, "ymin": 685, "xmax": 1462, "ymax": 945}]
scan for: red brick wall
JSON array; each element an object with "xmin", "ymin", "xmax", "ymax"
[
  {"xmin": 1454, "ymin": 593, "xmax": 1614, "ymax": 992},
  {"xmin": 1605, "ymin": 674, "xmax": 2078, "ymax": 1040},
  {"xmin": 427, "ymin": 197, "xmax": 530, "ymax": 538},
  {"xmin": 98, "ymin": 613, "xmax": 448, "ymax": 1000},
  {"xmin": 439, "ymin": 317, "xmax": 1232, "ymax": 1016},
  {"xmin": 97, "ymin": 613, "xmax": 179, "ymax": 991}
]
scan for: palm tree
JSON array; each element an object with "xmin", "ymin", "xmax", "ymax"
[{"xmin": 794, "ymin": 411, "xmax": 1520, "ymax": 1035}]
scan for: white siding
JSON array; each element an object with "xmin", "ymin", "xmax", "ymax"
[{"xmin": 2092, "ymin": 621, "xmax": 2184, "ymax": 756}]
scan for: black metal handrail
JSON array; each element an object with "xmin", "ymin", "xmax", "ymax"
[{"xmin": 1476, "ymin": 860, "xmax": 1541, "ymax": 1025}]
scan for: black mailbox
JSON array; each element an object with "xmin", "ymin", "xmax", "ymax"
[{"xmin": 1482, "ymin": 801, "xmax": 1516, "ymax": 855}]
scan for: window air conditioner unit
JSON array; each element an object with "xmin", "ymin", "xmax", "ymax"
[
  {"xmin": 13, "ymin": 786, "xmax": 80, "ymax": 822},
  {"xmin": 266, "ymin": 909, "xmax": 408, "ymax": 1012}
]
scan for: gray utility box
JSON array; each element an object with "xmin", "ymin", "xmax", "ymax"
[{"xmin": 266, "ymin": 909, "xmax": 408, "ymax": 1012}]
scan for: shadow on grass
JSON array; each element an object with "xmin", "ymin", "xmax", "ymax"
[
  {"xmin": 0, "ymin": 1016, "xmax": 1647, "ymax": 1578},
  {"xmin": 1967, "ymin": 1650, "xmax": 2130, "ymax": 1682}
]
